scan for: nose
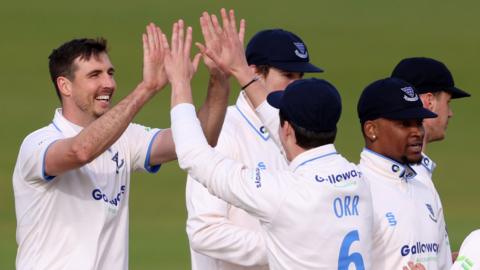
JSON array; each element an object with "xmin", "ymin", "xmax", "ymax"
[
  {"xmin": 448, "ymin": 107, "xmax": 453, "ymax": 118},
  {"xmin": 411, "ymin": 122, "xmax": 425, "ymax": 138},
  {"xmin": 103, "ymin": 74, "xmax": 116, "ymax": 89}
]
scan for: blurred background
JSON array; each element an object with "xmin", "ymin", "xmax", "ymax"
[{"xmin": 0, "ymin": 0, "xmax": 478, "ymax": 268}]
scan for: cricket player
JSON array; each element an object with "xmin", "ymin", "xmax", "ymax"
[
  {"xmin": 186, "ymin": 11, "xmax": 322, "ymax": 270},
  {"xmin": 357, "ymin": 77, "xmax": 451, "ymax": 269},
  {"xmin": 163, "ymin": 11, "xmax": 373, "ymax": 269},
  {"xmin": 392, "ymin": 57, "xmax": 471, "ymax": 265},
  {"xmin": 404, "ymin": 229, "xmax": 480, "ymax": 270},
  {"xmin": 12, "ymin": 21, "xmax": 227, "ymax": 270}
]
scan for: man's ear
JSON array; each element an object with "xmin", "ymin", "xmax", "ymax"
[
  {"xmin": 420, "ymin": 92, "xmax": 435, "ymax": 111},
  {"xmin": 364, "ymin": 120, "xmax": 378, "ymax": 142},
  {"xmin": 56, "ymin": 76, "xmax": 73, "ymax": 98}
]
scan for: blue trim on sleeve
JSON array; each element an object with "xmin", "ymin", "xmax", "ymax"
[
  {"xmin": 294, "ymin": 152, "xmax": 338, "ymax": 172},
  {"xmin": 235, "ymin": 105, "xmax": 270, "ymax": 141},
  {"xmin": 42, "ymin": 140, "xmax": 58, "ymax": 181},
  {"xmin": 144, "ymin": 130, "xmax": 162, "ymax": 173}
]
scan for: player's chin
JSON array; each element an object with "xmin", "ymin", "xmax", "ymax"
[{"xmin": 404, "ymin": 153, "xmax": 423, "ymax": 165}]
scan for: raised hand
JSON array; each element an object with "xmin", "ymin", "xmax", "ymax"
[
  {"xmin": 162, "ymin": 20, "xmax": 201, "ymax": 86},
  {"xmin": 141, "ymin": 23, "xmax": 169, "ymax": 92},
  {"xmin": 196, "ymin": 8, "xmax": 247, "ymax": 77}
]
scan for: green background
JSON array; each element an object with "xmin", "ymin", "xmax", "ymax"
[{"xmin": 0, "ymin": 0, "xmax": 478, "ymax": 268}]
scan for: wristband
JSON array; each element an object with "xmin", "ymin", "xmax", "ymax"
[{"xmin": 241, "ymin": 76, "xmax": 260, "ymax": 90}]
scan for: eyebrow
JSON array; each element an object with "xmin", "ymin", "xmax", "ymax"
[{"xmin": 86, "ymin": 67, "xmax": 115, "ymax": 77}]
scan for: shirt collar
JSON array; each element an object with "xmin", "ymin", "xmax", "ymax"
[
  {"xmin": 289, "ymin": 144, "xmax": 338, "ymax": 172},
  {"xmin": 420, "ymin": 152, "xmax": 436, "ymax": 173},
  {"xmin": 52, "ymin": 108, "xmax": 83, "ymax": 137},
  {"xmin": 235, "ymin": 91, "xmax": 270, "ymax": 141},
  {"xmin": 360, "ymin": 148, "xmax": 417, "ymax": 181}
]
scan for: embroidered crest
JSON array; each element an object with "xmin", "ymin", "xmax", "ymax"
[
  {"xmin": 401, "ymin": 86, "xmax": 419, "ymax": 102},
  {"xmin": 294, "ymin": 42, "xmax": 308, "ymax": 59},
  {"xmin": 426, "ymin": 203, "xmax": 438, "ymax": 223},
  {"xmin": 112, "ymin": 152, "xmax": 125, "ymax": 174}
]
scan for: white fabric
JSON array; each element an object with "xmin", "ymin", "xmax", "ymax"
[
  {"xmin": 187, "ymin": 92, "xmax": 286, "ymax": 270},
  {"xmin": 359, "ymin": 149, "xmax": 451, "ymax": 270},
  {"xmin": 13, "ymin": 108, "xmax": 161, "ymax": 270},
  {"xmin": 451, "ymin": 230, "xmax": 480, "ymax": 270},
  {"xmin": 413, "ymin": 153, "xmax": 453, "ymax": 269},
  {"xmin": 173, "ymin": 103, "xmax": 373, "ymax": 270}
]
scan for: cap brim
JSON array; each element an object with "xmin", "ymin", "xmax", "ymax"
[
  {"xmin": 446, "ymin": 86, "xmax": 471, "ymax": 99},
  {"xmin": 383, "ymin": 107, "xmax": 438, "ymax": 120},
  {"xmin": 266, "ymin": 91, "xmax": 284, "ymax": 109},
  {"xmin": 270, "ymin": 62, "xmax": 324, "ymax": 73}
]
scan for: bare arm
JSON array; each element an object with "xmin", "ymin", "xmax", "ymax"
[{"xmin": 45, "ymin": 23, "xmax": 168, "ymax": 177}]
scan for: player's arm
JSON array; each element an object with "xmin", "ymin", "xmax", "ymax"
[
  {"xmin": 146, "ymin": 18, "xmax": 231, "ymax": 166},
  {"xmin": 403, "ymin": 262, "xmax": 426, "ymax": 270},
  {"xmin": 164, "ymin": 19, "xmax": 286, "ymax": 220},
  {"xmin": 187, "ymin": 176, "xmax": 268, "ymax": 266},
  {"xmin": 186, "ymin": 128, "xmax": 268, "ymax": 266},
  {"xmin": 45, "ymin": 23, "xmax": 169, "ymax": 177}
]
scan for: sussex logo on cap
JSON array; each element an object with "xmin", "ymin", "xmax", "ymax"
[
  {"xmin": 401, "ymin": 86, "xmax": 419, "ymax": 102},
  {"xmin": 294, "ymin": 42, "xmax": 308, "ymax": 59}
]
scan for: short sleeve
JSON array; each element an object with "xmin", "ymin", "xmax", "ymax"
[
  {"xmin": 126, "ymin": 123, "xmax": 163, "ymax": 173},
  {"xmin": 16, "ymin": 127, "xmax": 63, "ymax": 183}
]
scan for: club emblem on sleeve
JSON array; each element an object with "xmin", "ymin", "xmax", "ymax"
[
  {"xmin": 401, "ymin": 86, "xmax": 419, "ymax": 102},
  {"xmin": 294, "ymin": 42, "xmax": 308, "ymax": 59},
  {"xmin": 112, "ymin": 152, "xmax": 125, "ymax": 174}
]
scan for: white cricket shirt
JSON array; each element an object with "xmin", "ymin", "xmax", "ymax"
[
  {"xmin": 173, "ymin": 103, "xmax": 373, "ymax": 270},
  {"xmin": 13, "ymin": 109, "xmax": 161, "ymax": 270},
  {"xmin": 452, "ymin": 230, "xmax": 480, "ymax": 270},
  {"xmin": 359, "ymin": 149, "xmax": 451, "ymax": 270},
  {"xmin": 414, "ymin": 153, "xmax": 453, "ymax": 269},
  {"xmin": 187, "ymin": 92, "xmax": 287, "ymax": 270}
]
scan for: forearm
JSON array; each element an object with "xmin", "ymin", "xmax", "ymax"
[
  {"xmin": 197, "ymin": 73, "xmax": 230, "ymax": 146},
  {"xmin": 74, "ymin": 83, "xmax": 155, "ymax": 159}
]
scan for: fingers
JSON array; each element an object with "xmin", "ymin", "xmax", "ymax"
[
  {"xmin": 229, "ymin": 9, "xmax": 238, "ymax": 35},
  {"xmin": 171, "ymin": 21, "xmax": 178, "ymax": 54},
  {"xmin": 178, "ymin": 20, "xmax": 185, "ymax": 54},
  {"xmin": 220, "ymin": 8, "xmax": 231, "ymax": 38},
  {"xmin": 184, "ymin": 26, "xmax": 193, "ymax": 58},
  {"xmin": 238, "ymin": 19, "xmax": 246, "ymax": 45}
]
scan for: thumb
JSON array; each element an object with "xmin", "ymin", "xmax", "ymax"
[{"xmin": 192, "ymin": 53, "xmax": 202, "ymax": 73}]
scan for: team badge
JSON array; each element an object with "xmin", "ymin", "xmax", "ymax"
[
  {"xmin": 112, "ymin": 152, "xmax": 125, "ymax": 174},
  {"xmin": 426, "ymin": 203, "xmax": 438, "ymax": 223},
  {"xmin": 401, "ymin": 86, "xmax": 419, "ymax": 102},
  {"xmin": 294, "ymin": 42, "xmax": 308, "ymax": 59}
]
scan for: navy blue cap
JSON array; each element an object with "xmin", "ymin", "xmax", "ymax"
[
  {"xmin": 246, "ymin": 29, "xmax": 323, "ymax": 73},
  {"xmin": 267, "ymin": 78, "xmax": 341, "ymax": 132},
  {"xmin": 357, "ymin": 77, "xmax": 438, "ymax": 123},
  {"xmin": 391, "ymin": 57, "xmax": 470, "ymax": 99}
]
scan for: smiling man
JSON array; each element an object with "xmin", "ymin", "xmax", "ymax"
[
  {"xmin": 357, "ymin": 77, "xmax": 452, "ymax": 269},
  {"xmin": 12, "ymin": 22, "xmax": 225, "ymax": 270}
]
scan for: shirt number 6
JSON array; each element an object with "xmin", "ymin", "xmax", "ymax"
[{"xmin": 338, "ymin": 230, "xmax": 365, "ymax": 270}]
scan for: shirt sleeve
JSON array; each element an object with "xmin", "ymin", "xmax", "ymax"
[
  {"xmin": 172, "ymin": 103, "xmax": 289, "ymax": 223},
  {"xmin": 126, "ymin": 123, "xmax": 163, "ymax": 173},
  {"xmin": 17, "ymin": 127, "xmax": 63, "ymax": 183},
  {"xmin": 185, "ymin": 125, "xmax": 268, "ymax": 266},
  {"xmin": 451, "ymin": 230, "xmax": 480, "ymax": 270}
]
